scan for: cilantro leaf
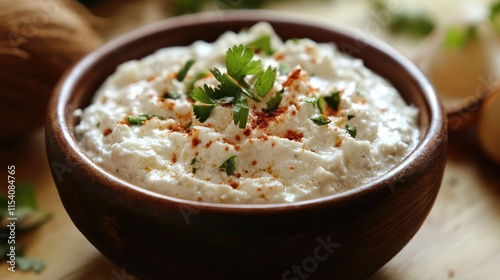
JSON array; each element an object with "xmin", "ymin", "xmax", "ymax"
[
  {"xmin": 226, "ymin": 45, "xmax": 262, "ymax": 82},
  {"xmin": 192, "ymin": 85, "xmax": 216, "ymax": 104},
  {"xmin": 266, "ymin": 89, "xmax": 284, "ymax": 111},
  {"xmin": 186, "ymin": 71, "xmax": 209, "ymax": 98},
  {"xmin": 177, "ymin": 59, "xmax": 195, "ymax": 82},
  {"xmin": 233, "ymin": 95, "xmax": 249, "ymax": 128},
  {"xmin": 303, "ymin": 97, "xmax": 317, "ymax": 105},
  {"xmin": 209, "ymin": 68, "xmax": 242, "ymax": 98},
  {"xmin": 127, "ymin": 114, "xmax": 163, "ymax": 126},
  {"xmin": 317, "ymin": 96, "xmax": 325, "ymax": 114},
  {"xmin": 193, "ymin": 105, "xmax": 214, "ymax": 122},
  {"xmin": 311, "ymin": 114, "xmax": 331, "ymax": 125},
  {"xmin": 220, "ymin": 155, "xmax": 237, "ymax": 176},
  {"xmin": 323, "ymin": 90, "xmax": 341, "ymax": 112},
  {"xmin": 246, "ymin": 35, "xmax": 274, "ymax": 55},
  {"xmin": 346, "ymin": 124, "xmax": 357, "ymax": 138},
  {"xmin": 163, "ymin": 91, "xmax": 181, "ymax": 99},
  {"xmin": 347, "ymin": 114, "xmax": 355, "ymax": 120},
  {"xmin": 255, "ymin": 66, "xmax": 277, "ymax": 98}
]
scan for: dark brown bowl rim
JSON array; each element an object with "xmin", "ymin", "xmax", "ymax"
[{"xmin": 51, "ymin": 10, "xmax": 444, "ymax": 212}]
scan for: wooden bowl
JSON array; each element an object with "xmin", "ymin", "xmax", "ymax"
[{"xmin": 45, "ymin": 11, "xmax": 447, "ymax": 280}]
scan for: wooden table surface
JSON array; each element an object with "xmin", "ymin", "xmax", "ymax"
[{"xmin": 1, "ymin": 0, "xmax": 499, "ymax": 279}]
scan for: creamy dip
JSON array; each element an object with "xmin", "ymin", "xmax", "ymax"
[{"xmin": 75, "ymin": 23, "xmax": 419, "ymax": 204}]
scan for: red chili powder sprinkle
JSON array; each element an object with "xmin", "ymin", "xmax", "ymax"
[
  {"xmin": 252, "ymin": 108, "xmax": 287, "ymax": 130},
  {"xmin": 191, "ymin": 137, "xmax": 201, "ymax": 147},
  {"xmin": 205, "ymin": 141, "xmax": 213, "ymax": 148},
  {"xmin": 103, "ymin": 128, "xmax": 112, "ymax": 136},
  {"xmin": 335, "ymin": 140, "xmax": 343, "ymax": 147},
  {"xmin": 282, "ymin": 68, "xmax": 301, "ymax": 88},
  {"xmin": 229, "ymin": 181, "xmax": 239, "ymax": 189},
  {"xmin": 284, "ymin": 130, "xmax": 303, "ymax": 142}
]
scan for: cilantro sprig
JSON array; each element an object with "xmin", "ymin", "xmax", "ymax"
[{"xmin": 192, "ymin": 44, "xmax": 278, "ymax": 128}]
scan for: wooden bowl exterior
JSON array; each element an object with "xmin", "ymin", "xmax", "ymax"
[{"xmin": 45, "ymin": 11, "xmax": 447, "ymax": 280}]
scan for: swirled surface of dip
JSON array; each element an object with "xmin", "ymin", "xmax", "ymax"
[{"xmin": 75, "ymin": 23, "xmax": 419, "ymax": 204}]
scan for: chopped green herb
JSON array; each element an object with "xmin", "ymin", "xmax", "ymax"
[
  {"xmin": 303, "ymin": 97, "xmax": 317, "ymax": 105},
  {"xmin": 310, "ymin": 114, "xmax": 331, "ymax": 125},
  {"xmin": 127, "ymin": 114, "xmax": 163, "ymax": 126},
  {"xmin": 323, "ymin": 90, "xmax": 341, "ymax": 112},
  {"xmin": 347, "ymin": 114, "xmax": 355, "ymax": 120},
  {"xmin": 96, "ymin": 122, "xmax": 101, "ymax": 128},
  {"xmin": 316, "ymin": 96, "xmax": 325, "ymax": 114},
  {"xmin": 190, "ymin": 157, "xmax": 197, "ymax": 173},
  {"xmin": 177, "ymin": 59, "xmax": 195, "ymax": 82},
  {"xmin": 266, "ymin": 89, "xmax": 284, "ymax": 111},
  {"xmin": 163, "ymin": 91, "xmax": 181, "ymax": 99},
  {"xmin": 246, "ymin": 35, "xmax": 274, "ymax": 55},
  {"xmin": 346, "ymin": 124, "xmax": 357, "ymax": 138},
  {"xmin": 220, "ymin": 155, "xmax": 237, "ymax": 176}
]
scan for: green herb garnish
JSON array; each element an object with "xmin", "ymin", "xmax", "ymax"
[
  {"xmin": 127, "ymin": 114, "xmax": 163, "ymax": 126},
  {"xmin": 177, "ymin": 59, "xmax": 195, "ymax": 82},
  {"xmin": 246, "ymin": 35, "xmax": 274, "ymax": 55},
  {"xmin": 266, "ymin": 88, "xmax": 284, "ymax": 111},
  {"xmin": 323, "ymin": 90, "xmax": 341, "ymax": 112},
  {"xmin": 303, "ymin": 97, "xmax": 317, "ymax": 105},
  {"xmin": 192, "ymin": 105, "xmax": 214, "ymax": 123},
  {"xmin": 163, "ymin": 91, "xmax": 181, "ymax": 99},
  {"xmin": 220, "ymin": 155, "xmax": 237, "ymax": 176},
  {"xmin": 192, "ymin": 44, "xmax": 277, "ymax": 128},
  {"xmin": 317, "ymin": 91, "xmax": 341, "ymax": 113},
  {"xmin": 187, "ymin": 71, "xmax": 209, "ymax": 98},
  {"xmin": 345, "ymin": 124, "xmax": 357, "ymax": 138},
  {"xmin": 191, "ymin": 157, "xmax": 197, "ymax": 173},
  {"xmin": 347, "ymin": 114, "xmax": 355, "ymax": 120},
  {"xmin": 310, "ymin": 114, "xmax": 331, "ymax": 125}
]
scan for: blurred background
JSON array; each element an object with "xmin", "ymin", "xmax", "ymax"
[{"xmin": 1, "ymin": 0, "xmax": 499, "ymax": 279}]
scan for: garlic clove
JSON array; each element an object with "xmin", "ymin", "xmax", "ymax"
[{"xmin": 478, "ymin": 90, "xmax": 500, "ymax": 164}]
